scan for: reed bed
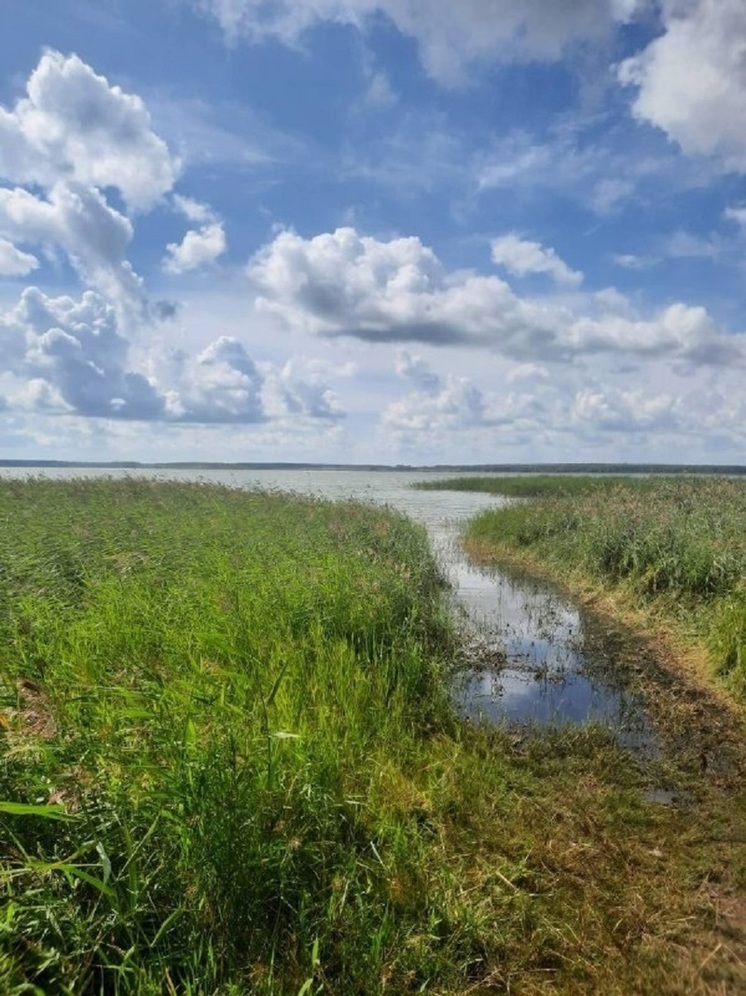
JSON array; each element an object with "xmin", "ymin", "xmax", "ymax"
[
  {"xmin": 1, "ymin": 478, "xmax": 743, "ymax": 993},
  {"xmin": 413, "ymin": 474, "xmax": 649, "ymax": 498},
  {"xmin": 0, "ymin": 479, "xmax": 459, "ymax": 993},
  {"xmin": 465, "ymin": 476, "xmax": 746, "ymax": 694}
]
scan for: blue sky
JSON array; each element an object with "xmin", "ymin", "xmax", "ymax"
[{"xmin": 1, "ymin": 0, "xmax": 745, "ymax": 464}]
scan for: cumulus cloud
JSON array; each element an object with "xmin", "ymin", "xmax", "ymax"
[
  {"xmin": 163, "ymin": 195, "xmax": 227, "ymax": 274},
  {"xmin": 248, "ymin": 226, "xmax": 560, "ymax": 353},
  {"xmin": 565, "ymin": 302, "xmax": 742, "ymax": 366},
  {"xmin": 248, "ymin": 226, "xmax": 746, "ymax": 365},
  {"xmin": 1, "ymin": 287, "xmax": 163, "ymax": 419},
  {"xmin": 491, "ymin": 233, "xmax": 583, "ymax": 286},
  {"xmin": 0, "ymin": 54, "xmax": 335, "ymax": 437},
  {"xmin": 0, "ymin": 50, "xmax": 178, "ymax": 210},
  {"xmin": 0, "ymin": 183, "xmax": 145, "ymax": 318},
  {"xmin": 263, "ymin": 357, "xmax": 347, "ymax": 419},
  {"xmin": 159, "ymin": 340, "xmax": 346, "ymax": 423},
  {"xmin": 619, "ymin": 0, "xmax": 746, "ymax": 173},
  {"xmin": 0, "ymin": 51, "xmax": 183, "ymax": 321},
  {"xmin": 190, "ymin": 0, "xmax": 628, "ymax": 82},
  {"xmin": 163, "ymin": 221, "xmax": 227, "ymax": 273},
  {"xmin": 571, "ymin": 387, "xmax": 681, "ymax": 433},
  {"xmin": 381, "ymin": 356, "xmax": 560, "ymax": 456},
  {"xmin": 163, "ymin": 336, "xmax": 264, "ymax": 422},
  {"xmin": 0, "ymin": 238, "xmax": 39, "ymax": 276},
  {"xmin": 381, "ymin": 348, "xmax": 746, "ymax": 458},
  {"xmin": 384, "ymin": 375, "xmax": 495, "ymax": 434},
  {"xmin": 0, "ymin": 287, "xmax": 345, "ymax": 426}
]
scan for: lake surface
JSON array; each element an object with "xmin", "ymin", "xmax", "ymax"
[{"xmin": 1, "ymin": 467, "xmax": 651, "ymax": 739}]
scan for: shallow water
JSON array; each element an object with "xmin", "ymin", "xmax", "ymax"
[
  {"xmin": 1, "ymin": 466, "xmax": 652, "ymax": 740},
  {"xmin": 448, "ymin": 557, "xmax": 652, "ymax": 743}
]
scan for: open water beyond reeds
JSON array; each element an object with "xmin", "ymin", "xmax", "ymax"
[{"xmin": 1, "ymin": 467, "xmax": 653, "ymax": 742}]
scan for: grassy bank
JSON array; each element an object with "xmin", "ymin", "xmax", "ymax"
[
  {"xmin": 461, "ymin": 476, "xmax": 746, "ymax": 698},
  {"xmin": 2, "ymin": 479, "xmax": 745, "ymax": 993}
]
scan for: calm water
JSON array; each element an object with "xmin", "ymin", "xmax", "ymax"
[{"xmin": 1, "ymin": 467, "xmax": 651, "ymax": 738}]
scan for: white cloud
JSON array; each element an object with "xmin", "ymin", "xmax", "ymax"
[
  {"xmin": 163, "ymin": 335, "xmax": 264, "ymax": 422},
  {"xmin": 619, "ymin": 0, "xmax": 746, "ymax": 173},
  {"xmin": 0, "ymin": 52, "xmax": 184, "ymax": 323},
  {"xmin": 477, "ymin": 132, "xmax": 555, "ymax": 190},
  {"xmin": 0, "ymin": 284, "xmax": 346, "ymax": 427},
  {"xmin": 724, "ymin": 206, "xmax": 746, "ymax": 228},
  {"xmin": 0, "ymin": 183, "xmax": 145, "ymax": 319},
  {"xmin": 506, "ymin": 362, "xmax": 549, "ymax": 383},
  {"xmin": 571, "ymin": 387, "xmax": 678, "ymax": 432},
  {"xmin": 381, "ymin": 358, "xmax": 558, "ymax": 456},
  {"xmin": 660, "ymin": 230, "xmax": 719, "ymax": 260},
  {"xmin": 248, "ymin": 226, "xmax": 745, "ymax": 366},
  {"xmin": 565, "ymin": 302, "xmax": 740, "ymax": 365},
  {"xmin": 383, "ymin": 375, "xmax": 493, "ymax": 434},
  {"xmin": 249, "ymin": 226, "xmax": 551, "ymax": 352},
  {"xmin": 159, "ymin": 339, "xmax": 346, "ymax": 423},
  {"xmin": 1, "ymin": 287, "xmax": 162, "ymax": 419},
  {"xmin": 491, "ymin": 233, "xmax": 583, "ymax": 286},
  {"xmin": 173, "ymin": 194, "xmax": 216, "ymax": 223},
  {"xmin": 0, "ymin": 50, "xmax": 178, "ymax": 210},
  {"xmin": 395, "ymin": 349, "xmax": 441, "ymax": 392},
  {"xmin": 163, "ymin": 221, "xmax": 227, "ymax": 273},
  {"xmin": 190, "ymin": 0, "xmax": 625, "ymax": 83},
  {"xmin": 377, "ymin": 345, "xmax": 746, "ymax": 460},
  {"xmin": 611, "ymin": 252, "xmax": 657, "ymax": 270},
  {"xmin": 263, "ymin": 357, "xmax": 347, "ymax": 419},
  {"xmin": 0, "ymin": 239, "xmax": 39, "ymax": 276}
]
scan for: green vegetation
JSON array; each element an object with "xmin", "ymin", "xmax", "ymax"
[
  {"xmin": 463, "ymin": 475, "xmax": 746, "ymax": 695},
  {"xmin": 414, "ymin": 474, "xmax": 650, "ymax": 498},
  {"xmin": 1, "ymin": 478, "xmax": 745, "ymax": 993}
]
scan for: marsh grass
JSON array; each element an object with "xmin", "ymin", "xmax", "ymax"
[
  {"xmin": 464, "ymin": 476, "xmax": 746, "ymax": 695},
  {"xmin": 1, "ymin": 478, "xmax": 744, "ymax": 993},
  {"xmin": 413, "ymin": 474, "xmax": 651, "ymax": 498}
]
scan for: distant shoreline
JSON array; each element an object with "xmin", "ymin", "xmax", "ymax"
[{"xmin": 1, "ymin": 460, "xmax": 745, "ymax": 474}]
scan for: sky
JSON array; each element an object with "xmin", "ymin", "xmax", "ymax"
[{"xmin": 1, "ymin": 0, "xmax": 745, "ymax": 465}]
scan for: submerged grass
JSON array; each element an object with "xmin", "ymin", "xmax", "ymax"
[{"xmin": 2, "ymin": 478, "xmax": 745, "ymax": 993}]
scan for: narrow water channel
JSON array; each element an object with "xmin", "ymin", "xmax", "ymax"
[{"xmin": 418, "ymin": 497, "xmax": 654, "ymax": 748}]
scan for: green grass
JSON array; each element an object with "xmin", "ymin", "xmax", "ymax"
[
  {"xmin": 413, "ymin": 474, "xmax": 651, "ymax": 498},
  {"xmin": 1, "ymin": 478, "xmax": 745, "ymax": 993},
  {"xmin": 464, "ymin": 476, "xmax": 746, "ymax": 695}
]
